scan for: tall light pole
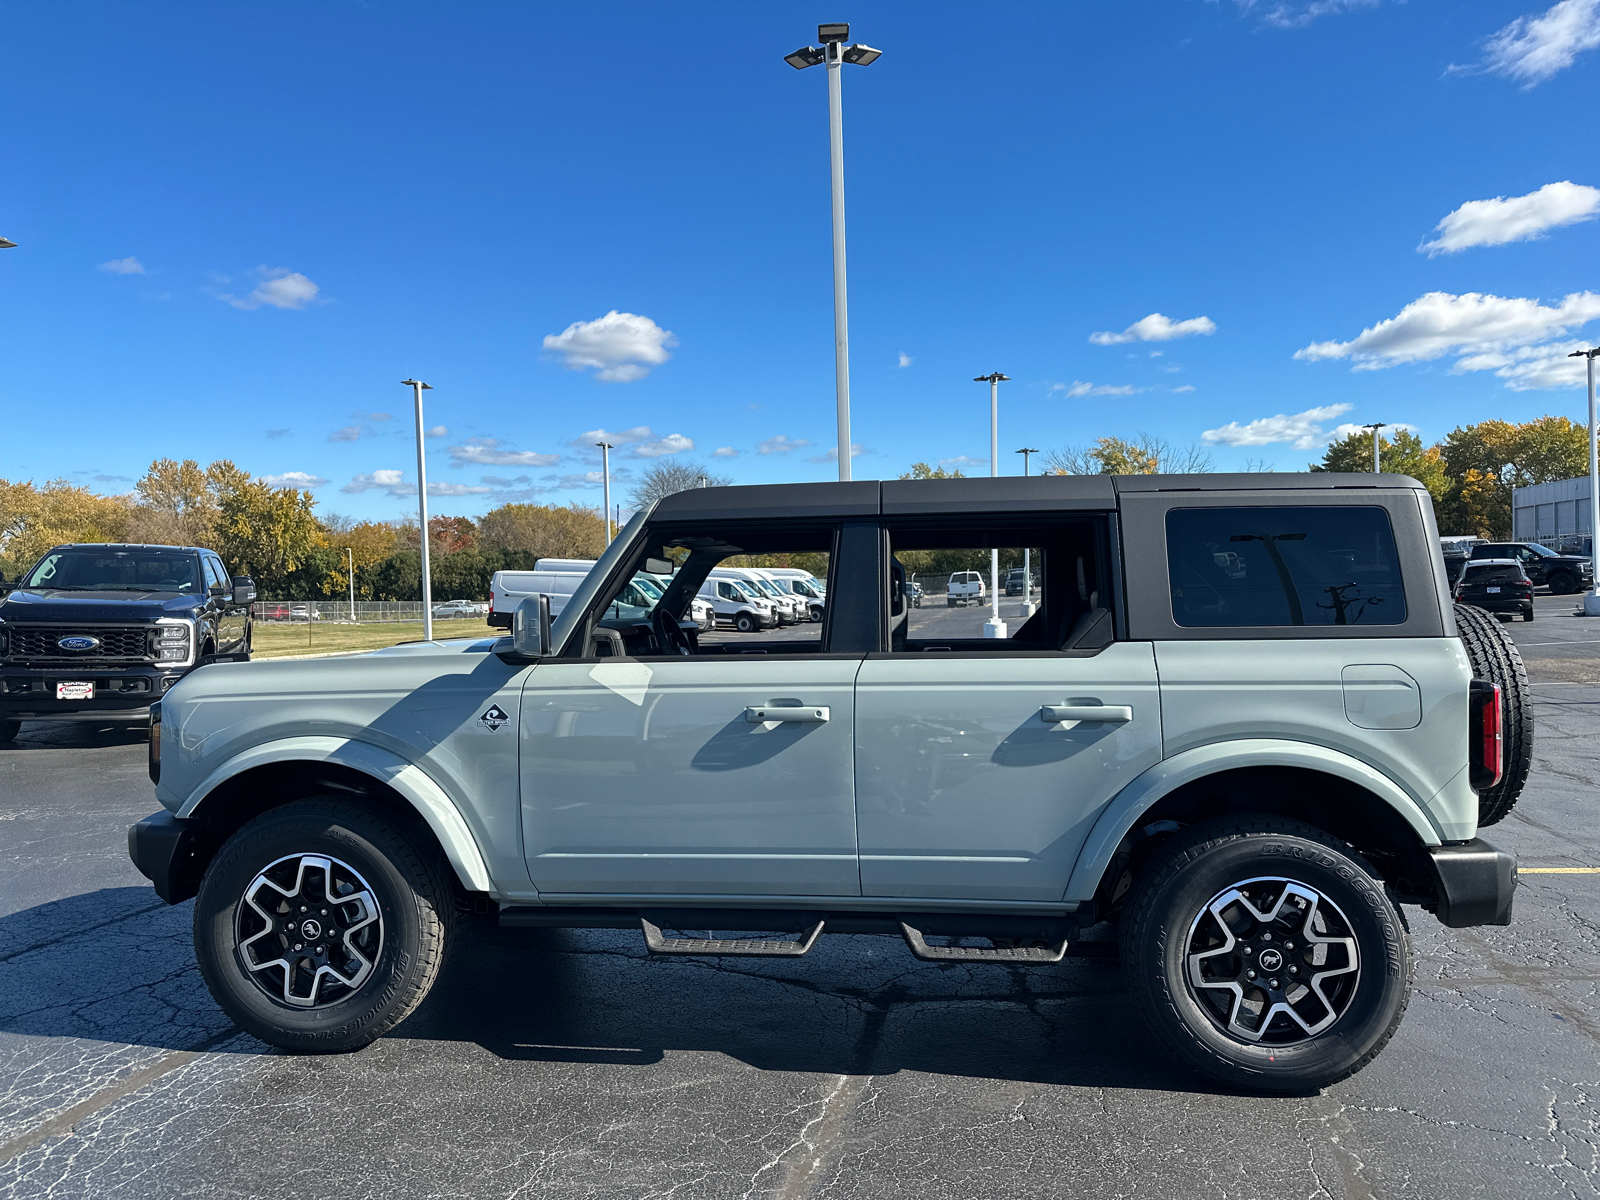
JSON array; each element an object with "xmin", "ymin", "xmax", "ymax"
[
  {"xmin": 345, "ymin": 547, "xmax": 355, "ymax": 618},
  {"xmin": 1017, "ymin": 446, "xmax": 1039, "ymax": 618},
  {"xmin": 1360, "ymin": 422, "xmax": 1387, "ymax": 473},
  {"xmin": 976, "ymin": 372, "xmax": 1010, "ymax": 637},
  {"xmin": 1570, "ymin": 348, "xmax": 1600, "ymax": 616},
  {"xmin": 785, "ymin": 23, "xmax": 881, "ymax": 482},
  {"xmin": 595, "ymin": 441, "xmax": 615, "ymax": 545},
  {"xmin": 402, "ymin": 379, "xmax": 435, "ymax": 642}
]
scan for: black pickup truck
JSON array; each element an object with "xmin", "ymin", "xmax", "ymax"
[
  {"xmin": 1469, "ymin": 542, "xmax": 1594, "ymax": 595},
  {"xmin": 0, "ymin": 543, "xmax": 254, "ymax": 742}
]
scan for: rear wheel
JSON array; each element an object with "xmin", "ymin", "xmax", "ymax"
[
  {"xmin": 1522, "ymin": 605, "xmax": 1534, "ymax": 622},
  {"xmin": 193, "ymin": 798, "xmax": 454, "ymax": 1053},
  {"xmin": 1122, "ymin": 816, "xmax": 1411, "ymax": 1094},
  {"xmin": 1454, "ymin": 602, "xmax": 1533, "ymax": 826}
]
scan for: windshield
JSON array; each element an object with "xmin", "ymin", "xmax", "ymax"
[
  {"xmin": 753, "ymin": 579, "xmax": 784, "ymax": 598},
  {"xmin": 1525, "ymin": 543, "xmax": 1558, "ymax": 558},
  {"xmin": 732, "ymin": 581, "xmax": 764, "ymax": 601},
  {"xmin": 22, "ymin": 548, "xmax": 203, "ymax": 593},
  {"xmin": 794, "ymin": 579, "xmax": 823, "ymax": 598}
]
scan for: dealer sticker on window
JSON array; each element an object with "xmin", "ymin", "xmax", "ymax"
[{"xmin": 56, "ymin": 682, "xmax": 94, "ymax": 700}]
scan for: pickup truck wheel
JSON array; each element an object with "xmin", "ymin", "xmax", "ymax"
[
  {"xmin": 193, "ymin": 798, "xmax": 454, "ymax": 1053},
  {"xmin": 1121, "ymin": 817, "xmax": 1411, "ymax": 1094},
  {"xmin": 1453, "ymin": 602, "xmax": 1533, "ymax": 826},
  {"xmin": 0, "ymin": 719, "xmax": 18, "ymax": 744},
  {"xmin": 1548, "ymin": 570, "xmax": 1578, "ymax": 595}
]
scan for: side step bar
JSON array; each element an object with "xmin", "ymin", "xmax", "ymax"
[
  {"xmin": 640, "ymin": 916, "xmax": 825, "ymax": 958},
  {"xmin": 899, "ymin": 920, "xmax": 1072, "ymax": 964}
]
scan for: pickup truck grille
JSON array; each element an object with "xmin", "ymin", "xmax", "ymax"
[{"xmin": 2, "ymin": 625, "xmax": 154, "ymax": 662}]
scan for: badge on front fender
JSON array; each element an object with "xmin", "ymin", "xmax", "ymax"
[{"xmin": 477, "ymin": 704, "xmax": 510, "ymax": 732}]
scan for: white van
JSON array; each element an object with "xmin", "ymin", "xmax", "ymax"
[
  {"xmin": 698, "ymin": 577, "xmax": 776, "ymax": 633},
  {"xmin": 947, "ymin": 570, "xmax": 986, "ymax": 607},
  {"xmin": 711, "ymin": 567, "xmax": 801, "ymax": 625},
  {"xmin": 759, "ymin": 568, "xmax": 826, "ymax": 621},
  {"xmin": 533, "ymin": 558, "xmax": 599, "ymax": 575},
  {"xmin": 489, "ymin": 570, "xmax": 587, "ymax": 628}
]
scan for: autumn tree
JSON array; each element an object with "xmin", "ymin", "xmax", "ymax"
[
  {"xmin": 1312, "ymin": 428, "xmax": 1448, "ymax": 500},
  {"xmin": 1045, "ymin": 434, "xmax": 1212, "ymax": 476},
  {"xmin": 899, "ymin": 463, "xmax": 966, "ymax": 479},
  {"xmin": 322, "ymin": 521, "xmax": 400, "ymax": 599},
  {"xmin": 1434, "ymin": 417, "xmax": 1588, "ymax": 537},
  {"xmin": 476, "ymin": 503, "xmax": 605, "ymax": 560},
  {"xmin": 212, "ymin": 476, "xmax": 325, "ymax": 591},
  {"xmin": 0, "ymin": 479, "xmax": 135, "ymax": 577}
]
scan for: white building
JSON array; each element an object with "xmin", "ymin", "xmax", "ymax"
[{"xmin": 1512, "ymin": 476, "xmax": 1591, "ymax": 545}]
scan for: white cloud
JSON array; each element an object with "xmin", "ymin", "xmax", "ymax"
[
  {"xmin": 1090, "ymin": 312, "xmax": 1217, "ymax": 345},
  {"xmin": 341, "ymin": 469, "xmax": 489, "ymax": 497},
  {"xmin": 1454, "ymin": 339, "xmax": 1595, "ymax": 390},
  {"xmin": 543, "ymin": 310, "xmax": 676, "ymax": 382},
  {"xmin": 328, "ymin": 426, "xmax": 363, "ymax": 442},
  {"xmin": 1053, "ymin": 381, "xmax": 1141, "ymax": 398},
  {"xmin": 634, "ymin": 433, "xmax": 693, "ymax": 457},
  {"xmin": 98, "ymin": 257, "xmax": 145, "ymax": 275},
  {"xmin": 265, "ymin": 428, "xmax": 290, "ymax": 439},
  {"xmin": 1173, "ymin": 384, "xmax": 1197, "ymax": 393},
  {"xmin": 1329, "ymin": 422, "xmax": 1419, "ymax": 442},
  {"xmin": 1201, "ymin": 404, "xmax": 1355, "ymax": 449},
  {"xmin": 1455, "ymin": 0, "xmax": 1600, "ymax": 88},
  {"xmin": 1235, "ymin": 0, "xmax": 1380, "ymax": 29},
  {"xmin": 807, "ymin": 444, "xmax": 869, "ymax": 463},
  {"xmin": 1295, "ymin": 290, "xmax": 1600, "ymax": 371},
  {"xmin": 218, "ymin": 266, "xmax": 321, "ymax": 311},
  {"xmin": 757, "ymin": 435, "xmax": 814, "ymax": 455},
  {"xmin": 711, "ymin": 446, "xmax": 739, "ymax": 458},
  {"xmin": 446, "ymin": 437, "xmax": 561, "ymax": 468},
  {"xmin": 938, "ymin": 455, "xmax": 990, "ymax": 471},
  {"xmin": 1420, "ymin": 181, "xmax": 1600, "ymax": 254},
  {"xmin": 260, "ymin": 471, "xmax": 327, "ymax": 489},
  {"xmin": 426, "ymin": 425, "xmax": 449, "ymax": 438},
  {"xmin": 576, "ymin": 426, "xmax": 692, "ymax": 458},
  {"xmin": 897, "ymin": 352, "xmax": 913, "ymax": 368}
]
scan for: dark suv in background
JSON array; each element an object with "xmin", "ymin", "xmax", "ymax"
[
  {"xmin": 1469, "ymin": 541, "xmax": 1592, "ymax": 594},
  {"xmin": 0, "ymin": 543, "xmax": 254, "ymax": 742},
  {"xmin": 1453, "ymin": 559, "xmax": 1534, "ymax": 622}
]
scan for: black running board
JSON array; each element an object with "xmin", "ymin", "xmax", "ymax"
[
  {"xmin": 899, "ymin": 920, "xmax": 1071, "ymax": 963},
  {"xmin": 640, "ymin": 916, "xmax": 826, "ymax": 957}
]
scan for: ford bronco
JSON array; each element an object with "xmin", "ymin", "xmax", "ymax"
[{"xmin": 127, "ymin": 474, "xmax": 1526, "ymax": 1092}]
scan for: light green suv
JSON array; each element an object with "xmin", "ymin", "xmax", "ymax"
[{"xmin": 129, "ymin": 473, "xmax": 1526, "ymax": 1093}]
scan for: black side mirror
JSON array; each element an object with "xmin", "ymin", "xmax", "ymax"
[{"xmin": 232, "ymin": 577, "xmax": 257, "ymax": 605}]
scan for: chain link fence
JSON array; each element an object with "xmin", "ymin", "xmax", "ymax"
[{"xmin": 253, "ymin": 600, "xmax": 489, "ymax": 625}]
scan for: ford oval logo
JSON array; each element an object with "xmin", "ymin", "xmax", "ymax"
[{"xmin": 57, "ymin": 635, "xmax": 100, "ymax": 652}]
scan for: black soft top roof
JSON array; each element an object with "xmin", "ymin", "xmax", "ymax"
[{"xmin": 650, "ymin": 473, "xmax": 1428, "ymax": 521}]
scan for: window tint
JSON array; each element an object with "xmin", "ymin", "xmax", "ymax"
[{"xmin": 1167, "ymin": 506, "xmax": 1406, "ymax": 628}]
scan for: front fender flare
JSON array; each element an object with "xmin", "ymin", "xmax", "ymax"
[
  {"xmin": 1063, "ymin": 739, "xmax": 1443, "ymax": 904},
  {"xmin": 177, "ymin": 736, "xmax": 493, "ymax": 893}
]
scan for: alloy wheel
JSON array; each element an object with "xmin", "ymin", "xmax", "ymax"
[{"xmin": 235, "ymin": 853, "xmax": 384, "ymax": 1009}]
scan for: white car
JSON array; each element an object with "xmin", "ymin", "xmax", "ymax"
[
  {"xmin": 431, "ymin": 600, "xmax": 486, "ymax": 619},
  {"xmin": 947, "ymin": 570, "xmax": 986, "ymax": 607}
]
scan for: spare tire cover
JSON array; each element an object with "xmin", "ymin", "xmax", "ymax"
[{"xmin": 1453, "ymin": 602, "xmax": 1534, "ymax": 825}]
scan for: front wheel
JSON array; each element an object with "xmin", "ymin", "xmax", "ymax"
[
  {"xmin": 193, "ymin": 798, "xmax": 454, "ymax": 1053},
  {"xmin": 1121, "ymin": 817, "xmax": 1411, "ymax": 1094},
  {"xmin": 734, "ymin": 613, "xmax": 757, "ymax": 633},
  {"xmin": 0, "ymin": 719, "xmax": 18, "ymax": 744},
  {"xmin": 1548, "ymin": 570, "xmax": 1577, "ymax": 595}
]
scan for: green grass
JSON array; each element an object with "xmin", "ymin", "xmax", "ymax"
[{"xmin": 250, "ymin": 619, "xmax": 500, "ymax": 658}]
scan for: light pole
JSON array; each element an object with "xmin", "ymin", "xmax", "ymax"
[
  {"xmin": 975, "ymin": 372, "xmax": 1010, "ymax": 637},
  {"xmin": 1016, "ymin": 446, "xmax": 1039, "ymax": 618},
  {"xmin": 595, "ymin": 441, "xmax": 615, "ymax": 545},
  {"xmin": 1569, "ymin": 348, "xmax": 1600, "ymax": 616},
  {"xmin": 402, "ymin": 379, "xmax": 435, "ymax": 642},
  {"xmin": 345, "ymin": 547, "xmax": 355, "ymax": 619},
  {"xmin": 785, "ymin": 23, "xmax": 881, "ymax": 482},
  {"xmin": 1360, "ymin": 422, "xmax": 1387, "ymax": 473}
]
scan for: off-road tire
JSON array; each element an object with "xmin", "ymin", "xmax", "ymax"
[
  {"xmin": 0, "ymin": 719, "xmax": 18, "ymax": 744},
  {"xmin": 1121, "ymin": 816, "xmax": 1411, "ymax": 1094},
  {"xmin": 193, "ymin": 798, "xmax": 454, "ymax": 1053},
  {"xmin": 1453, "ymin": 602, "xmax": 1533, "ymax": 826},
  {"xmin": 1548, "ymin": 570, "xmax": 1578, "ymax": 595}
]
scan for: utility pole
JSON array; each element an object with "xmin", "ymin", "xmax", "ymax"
[
  {"xmin": 1570, "ymin": 348, "xmax": 1600, "ymax": 616},
  {"xmin": 1017, "ymin": 446, "xmax": 1039, "ymax": 619},
  {"xmin": 345, "ymin": 547, "xmax": 355, "ymax": 620},
  {"xmin": 1360, "ymin": 422, "xmax": 1388, "ymax": 473},
  {"xmin": 596, "ymin": 441, "xmax": 615, "ymax": 545},
  {"xmin": 785, "ymin": 23, "xmax": 881, "ymax": 481},
  {"xmin": 976, "ymin": 372, "xmax": 1010, "ymax": 637},
  {"xmin": 402, "ymin": 379, "xmax": 435, "ymax": 641}
]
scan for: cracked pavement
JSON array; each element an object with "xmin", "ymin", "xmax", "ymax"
[{"xmin": 2, "ymin": 597, "xmax": 1599, "ymax": 1199}]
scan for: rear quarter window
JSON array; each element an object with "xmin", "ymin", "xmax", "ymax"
[{"xmin": 1167, "ymin": 506, "xmax": 1407, "ymax": 628}]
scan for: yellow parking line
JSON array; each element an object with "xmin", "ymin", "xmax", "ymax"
[{"xmin": 1520, "ymin": 867, "xmax": 1600, "ymax": 873}]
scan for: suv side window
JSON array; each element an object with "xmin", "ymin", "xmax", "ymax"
[{"xmin": 1167, "ymin": 505, "xmax": 1406, "ymax": 628}]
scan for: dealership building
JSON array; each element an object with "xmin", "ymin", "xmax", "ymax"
[{"xmin": 1512, "ymin": 476, "xmax": 1592, "ymax": 545}]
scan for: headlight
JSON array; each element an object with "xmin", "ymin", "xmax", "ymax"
[{"xmin": 153, "ymin": 621, "xmax": 193, "ymax": 664}]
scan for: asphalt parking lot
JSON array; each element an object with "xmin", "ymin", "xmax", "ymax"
[{"xmin": 2, "ymin": 592, "xmax": 1599, "ymax": 1198}]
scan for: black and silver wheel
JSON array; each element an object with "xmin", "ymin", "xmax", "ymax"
[
  {"xmin": 734, "ymin": 612, "xmax": 757, "ymax": 633},
  {"xmin": 194, "ymin": 798, "xmax": 454, "ymax": 1053},
  {"xmin": 1122, "ymin": 817, "xmax": 1411, "ymax": 1094},
  {"xmin": 0, "ymin": 719, "xmax": 18, "ymax": 744}
]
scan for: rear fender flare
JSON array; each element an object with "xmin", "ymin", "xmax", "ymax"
[
  {"xmin": 1064, "ymin": 739, "xmax": 1443, "ymax": 904},
  {"xmin": 176, "ymin": 736, "xmax": 493, "ymax": 893}
]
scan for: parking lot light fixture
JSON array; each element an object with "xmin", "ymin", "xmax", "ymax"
[
  {"xmin": 1360, "ymin": 422, "xmax": 1387, "ymax": 474},
  {"xmin": 345, "ymin": 547, "xmax": 355, "ymax": 617},
  {"xmin": 596, "ymin": 442, "xmax": 615, "ymax": 545},
  {"xmin": 976, "ymin": 373, "xmax": 1011, "ymax": 638},
  {"xmin": 1569, "ymin": 348, "xmax": 1600, "ymax": 615},
  {"xmin": 0, "ymin": 237, "xmax": 16, "ymax": 248},
  {"xmin": 1017, "ymin": 447, "xmax": 1039, "ymax": 617},
  {"xmin": 402, "ymin": 379, "xmax": 435, "ymax": 642},
  {"xmin": 784, "ymin": 22, "xmax": 882, "ymax": 482}
]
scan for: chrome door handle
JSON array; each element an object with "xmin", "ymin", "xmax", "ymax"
[
  {"xmin": 1041, "ymin": 704, "xmax": 1133, "ymax": 724},
  {"xmin": 746, "ymin": 706, "xmax": 830, "ymax": 723}
]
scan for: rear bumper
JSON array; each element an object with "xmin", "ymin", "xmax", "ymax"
[
  {"xmin": 127, "ymin": 809, "xmax": 203, "ymax": 904},
  {"xmin": 1428, "ymin": 838, "xmax": 1517, "ymax": 927},
  {"xmin": 1456, "ymin": 594, "xmax": 1531, "ymax": 614}
]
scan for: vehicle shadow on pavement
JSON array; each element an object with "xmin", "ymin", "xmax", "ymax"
[
  {"xmin": 399, "ymin": 920, "xmax": 1218, "ymax": 1095},
  {"xmin": 4, "ymin": 721, "xmax": 149, "ymax": 750}
]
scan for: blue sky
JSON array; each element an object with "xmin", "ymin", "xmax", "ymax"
[{"xmin": 3, "ymin": 0, "xmax": 1599, "ymax": 521}]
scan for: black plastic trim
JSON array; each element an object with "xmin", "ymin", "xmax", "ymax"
[
  {"xmin": 126, "ymin": 809, "xmax": 203, "ymax": 905},
  {"xmin": 1428, "ymin": 838, "xmax": 1517, "ymax": 927}
]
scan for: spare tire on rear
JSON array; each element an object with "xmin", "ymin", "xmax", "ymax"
[{"xmin": 1453, "ymin": 602, "xmax": 1533, "ymax": 825}]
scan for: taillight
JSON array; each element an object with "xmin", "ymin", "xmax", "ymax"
[{"xmin": 1468, "ymin": 679, "xmax": 1502, "ymax": 790}]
